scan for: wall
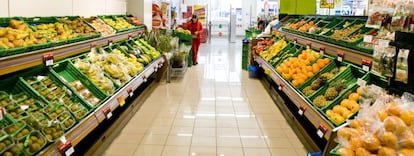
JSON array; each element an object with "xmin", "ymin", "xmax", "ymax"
[
  {"xmin": 280, "ymin": 0, "xmax": 316, "ymax": 15},
  {"xmin": 0, "ymin": 0, "xmax": 127, "ymax": 17},
  {"xmin": 127, "ymin": 0, "xmax": 152, "ymax": 30}
]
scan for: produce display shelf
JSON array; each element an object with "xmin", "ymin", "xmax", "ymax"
[
  {"xmin": 37, "ymin": 56, "xmax": 165, "ymax": 156},
  {"xmin": 253, "ymin": 54, "xmax": 337, "ymax": 154},
  {"xmin": 279, "ymin": 30, "xmax": 372, "ymax": 66},
  {"xmin": 0, "ymin": 28, "xmax": 146, "ymax": 76}
]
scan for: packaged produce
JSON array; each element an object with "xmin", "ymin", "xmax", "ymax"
[
  {"xmin": 86, "ymin": 17, "xmax": 115, "ymax": 36},
  {"xmin": 334, "ymin": 88, "xmax": 414, "ymax": 155},
  {"xmin": 390, "ymin": 4, "xmax": 409, "ymax": 32},
  {"xmin": 69, "ymin": 80, "xmax": 100, "ymax": 106},
  {"xmin": 73, "ymin": 58, "xmax": 116, "ymax": 95},
  {"xmin": 395, "ymin": 49, "xmax": 409, "ymax": 83}
]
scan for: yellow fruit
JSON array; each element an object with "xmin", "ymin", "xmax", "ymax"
[
  {"xmin": 400, "ymin": 111, "xmax": 414, "ymax": 126},
  {"xmin": 378, "ymin": 147, "xmax": 397, "ymax": 156},
  {"xmin": 387, "ymin": 102, "xmax": 402, "ymax": 116},
  {"xmin": 380, "ymin": 131, "xmax": 398, "ymax": 149},
  {"xmin": 350, "ymin": 137, "xmax": 363, "ymax": 149},
  {"xmin": 332, "ymin": 114, "xmax": 345, "ymax": 124},
  {"xmin": 383, "ymin": 116, "xmax": 407, "ymax": 135},
  {"xmin": 355, "ymin": 147, "xmax": 371, "ymax": 156},
  {"xmin": 356, "ymin": 87, "xmax": 362, "ymax": 95},
  {"xmin": 363, "ymin": 135, "xmax": 380, "ymax": 152},
  {"xmin": 340, "ymin": 99, "xmax": 351, "ymax": 108},
  {"xmin": 349, "ymin": 120, "xmax": 363, "ymax": 129},
  {"xmin": 326, "ymin": 110, "xmax": 334, "ymax": 118},
  {"xmin": 341, "ymin": 109, "xmax": 352, "ymax": 118},
  {"xmin": 399, "ymin": 149, "xmax": 414, "ymax": 155},
  {"xmin": 377, "ymin": 110, "xmax": 388, "ymax": 122},
  {"xmin": 348, "ymin": 93, "xmax": 360, "ymax": 101}
]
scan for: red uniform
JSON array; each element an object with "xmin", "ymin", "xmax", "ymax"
[{"xmin": 187, "ymin": 21, "xmax": 203, "ymax": 64}]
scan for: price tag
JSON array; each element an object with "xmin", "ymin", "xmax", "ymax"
[
  {"xmin": 58, "ymin": 137, "xmax": 74, "ymax": 156},
  {"xmin": 278, "ymin": 84, "xmax": 283, "ymax": 91},
  {"xmin": 90, "ymin": 42, "xmax": 97, "ymax": 53},
  {"xmin": 298, "ymin": 104, "xmax": 306, "ymax": 116},
  {"xmin": 108, "ymin": 38, "xmax": 113, "ymax": 46},
  {"xmin": 128, "ymin": 33, "xmax": 133, "ymax": 40},
  {"xmin": 293, "ymin": 38, "xmax": 297, "ymax": 44},
  {"xmin": 20, "ymin": 105, "xmax": 29, "ymax": 111},
  {"xmin": 306, "ymin": 42, "xmax": 311, "ymax": 49},
  {"xmin": 43, "ymin": 53, "xmax": 54, "ymax": 66},
  {"xmin": 142, "ymin": 75, "xmax": 147, "ymax": 83},
  {"xmin": 319, "ymin": 47, "xmax": 325, "ymax": 55},
  {"xmin": 127, "ymin": 87, "xmax": 134, "ymax": 97},
  {"xmin": 362, "ymin": 59, "xmax": 372, "ymax": 71},
  {"xmin": 378, "ymin": 39, "xmax": 389, "ymax": 47},
  {"xmin": 118, "ymin": 96, "xmax": 125, "ymax": 107},
  {"xmin": 103, "ymin": 106, "xmax": 112, "ymax": 119},
  {"xmin": 317, "ymin": 124, "xmax": 328, "ymax": 138},
  {"xmin": 337, "ymin": 51, "xmax": 344, "ymax": 62},
  {"xmin": 363, "ymin": 35, "xmax": 373, "ymax": 43}
]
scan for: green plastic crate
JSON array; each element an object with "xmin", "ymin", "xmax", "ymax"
[
  {"xmin": 330, "ymin": 144, "xmax": 341, "ymax": 156},
  {"xmin": 16, "ymin": 66, "xmax": 93, "ymax": 113},
  {"xmin": 57, "ymin": 16, "xmax": 101, "ymax": 40},
  {"xmin": 98, "ymin": 15, "xmax": 137, "ymax": 33},
  {"xmin": 321, "ymin": 84, "xmax": 360, "ymax": 126},
  {"xmin": 309, "ymin": 66, "xmax": 367, "ymax": 111},
  {"xmin": 23, "ymin": 16, "xmax": 68, "ymax": 47},
  {"xmin": 297, "ymin": 60, "xmax": 348, "ymax": 92},
  {"xmin": 51, "ymin": 61, "xmax": 108, "ymax": 108},
  {"xmin": 0, "ymin": 17, "xmax": 29, "ymax": 57},
  {"xmin": 271, "ymin": 43, "xmax": 303, "ymax": 66}
]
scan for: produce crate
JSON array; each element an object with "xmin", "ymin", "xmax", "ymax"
[
  {"xmin": 324, "ymin": 19, "xmax": 365, "ymax": 44},
  {"xmin": 17, "ymin": 130, "xmax": 47, "ymax": 155},
  {"xmin": 338, "ymin": 27, "xmax": 377, "ymax": 48},
  {"xmin": 308, "ymin": 66, "xmax": 367, "ymax": 111},
  {"xmin": 0, "ymin": 17, "xmax": 29, "ymax": 57},
  {"xmin": 271, "ymin": 43, "xmax": 303, "ymax": 66},
  {"xmin": 51, "ymin": 61, "xmax": 108, "ymax": 108},
  {"xmin": 69, "ymin": 53, "xmax": 120, "ymax": 95},
  {"xmin": 57, "ymin": 16, "xmax": 101, "ymax": 41},
  {"xmin": 98, "ymin": 15, "xmax": 137, "ymax": 33},
  {"xmin": 297, "ymin": 60, "xmax": 349, "ymax": 94},
  {"xmin": 16, "ymin": 66, "xmax": 93, "ymax": 115},
  {"xmin": 82, "ymin": 16, "xmax": 116, "ymax": 37},
  {"xmin": 330, "ymin": 144, "xmax": 341, "ymax": 156},
  {"xmin": 321, "ymin": 84, "xmax": 360, "ymax": 126},
  {"xmin": 0, "ymin": 130, "xmax": 15, "ymax": 154},
  {"xmin": 4, "ymin": 121, "xmax": 27, "ymax": 138},
  {"xmin": 2, "ymin": 144, "xmax": 23, "ymax": 156}
]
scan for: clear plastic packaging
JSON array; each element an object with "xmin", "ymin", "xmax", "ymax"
[{"xmin": 395, "ymin": 49, "xmax": 409, "ymax": 83}]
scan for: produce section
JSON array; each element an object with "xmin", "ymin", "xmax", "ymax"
[
  {"xmin": 251, "ymin": 15, "xmax": 396, "ymax": 155},
  {"xmin": 0, "ymin": 13, "xmax": 164, "ymax": 155}
]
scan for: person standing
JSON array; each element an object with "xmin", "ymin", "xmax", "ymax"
[{"xmin": 187, "ymin": 14, "xmax": 203, "ymax": 65}]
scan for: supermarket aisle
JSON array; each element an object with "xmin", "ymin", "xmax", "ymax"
[{"xmin": 101, "ymin": 38, "xmax": 307, "ymax": 156}]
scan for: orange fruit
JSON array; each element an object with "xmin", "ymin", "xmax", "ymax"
[
  {"xmin": 292, "ymin": 80, "xmax": 300, "ymax": 87},
  {"xmin": 312, "ymin": 64, "xmax": 321, "ymax": 73},
  {"xmin": 348, "ymin": 93, "xmax": 359, "ymax": 101},
  {"xmin": 356, "ymin": 87, "xmax": 362, "ymax": 95},
  {"xmin": 340, "ymin": 99, "xmax": 351, "ymax": 108}
]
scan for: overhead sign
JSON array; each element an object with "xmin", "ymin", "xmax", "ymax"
[{"xmin": 320, "ymin": 0, "xmax": 335, "ymax": 8}]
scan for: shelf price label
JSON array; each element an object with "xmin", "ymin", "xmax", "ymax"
[
  {"xmin": 118, "ymin": 96, "xmax": 125, "ymax": 107},
  {"xmin": 108, "ymin": 38, "xmax": 114, "ymax": 46},
  {"xmin": 363, "ymin": 35, "xmax": 373, "ymax": 43},
  {"xmin": 319, "ymin": 47, "xmax": 325, "ymax": 55},
  {"xmin": 362, "ymin": 59, "xmax": 372, "ymax": 72},
  {"xmin": 90, "ymin": 42, "xmax": 97, "ymax": 53},
  {"xmin": 378, "ymin": 39, "xmax": 390, "ymax": 48},
  {"xmin": 127, "ymin": 87, "xmax": 134, "ymax": 97},
  {"xmin": 58, "ymin": 137, "xmax": 74, "ymax": 156},
  {"xmin": 43, "ymin": 53, "xmax": 54, "ymax": 66},
  {"xmin": 103, "ymin": 106, "xmax": 113, "ymax": 119},
  {"xmin": 306, "ymin": 42, "xmax": 311, "ymax": 49},
  {"xmin": 128, "ymin": 33, "xmax": 133, "ymax": 40},
  {"xmin": 317, "ymin": 124, "xmax": 328, "ymax": 139},
  {"xmin": 293, "ymin": 38, "xmax": 298, "ymax": 44},
  {"xmin": 278, "ymin": 84, "xmax": 283, "ymax": 91},
  {"xmin": 298, "ymin": 104, "xmax": 306, "ymax": 116},
  {"xmin": 337, "ymin": 51, "xmax": 344, "ymax": 62}
]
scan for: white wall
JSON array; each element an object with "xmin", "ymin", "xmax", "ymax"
[
  {"xmin": 0, "ymin": 0, "xmax": 127, "ymax": 17},
  {"xmin": 127, "ymin": 0, "xmax": 152, "ymax": 30},
  {"xmin": 0, "ymin": 0, "xmax": 8, "ymax": 17}
]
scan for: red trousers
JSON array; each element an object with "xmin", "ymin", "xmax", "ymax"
[{"xmin": 192, "ymin": 38, "xmax": 201, "ymax": 64}]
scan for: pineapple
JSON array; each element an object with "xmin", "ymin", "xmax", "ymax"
[
  {"xmin": 313, "ymin": 95, "xmax": 329, "ymax": 108},
  {"xmin": 302, "ymin": 86, "xmax": 315, "ymax": 96},
  {"xmin": 325, "ymin": 87, "xmax": 338, "ymax": 100},
  {"xmin": 332, "ymin": 79, "xmax": 347, "ymax": 92},
  {"xmin": 320, "ymin": 72, "xmax": 335, "ymax": 80},
  {"xmin": 311, "ymin": 76, "xmax": 328, "ymax": 90}
]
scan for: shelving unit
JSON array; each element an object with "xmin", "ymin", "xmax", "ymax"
[
  {"xmin": 0, "ymin": 25, "xmax": 167, "ymax": 156},
  {"xmin": 252, "ymin": 16, "xmax": 383, "ymax": 155}
]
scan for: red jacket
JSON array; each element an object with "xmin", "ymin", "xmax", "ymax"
[{"xmin": 186, "ymin": 21, "xmax": 203, "ymax": 39}]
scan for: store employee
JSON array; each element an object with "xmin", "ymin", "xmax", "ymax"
[{"xmin": 257, "ymin": 17, "xmax": 281, "ymax": 38}]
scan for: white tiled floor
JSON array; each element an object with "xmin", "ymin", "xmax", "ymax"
[{"xmin": 102, "ymin": 38, "xmax": 307, "ymax": 156}]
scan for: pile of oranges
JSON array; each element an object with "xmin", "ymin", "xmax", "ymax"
[
  {"xmin": 286, "ymin": 20, "xmax": 307, "ymax": 30},
  {"xmin": 298, "ymin": 21, "xmax": 315, "ymax": 32},
  {"xmin": 276, "ymin": 49, "xmax": 331, "ymax": 87},
  {"xmin": 325, "ymin": 88, "xmax": 362, "ymax": 124}
]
